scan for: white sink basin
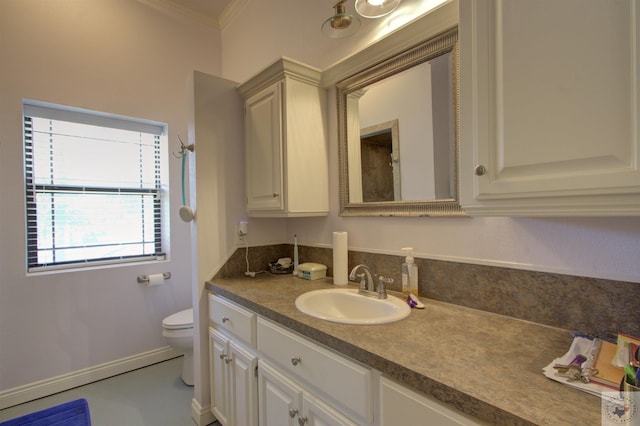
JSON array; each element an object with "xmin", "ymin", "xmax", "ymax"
[{"xmin": 295, "ymin": 288, "xmax": 411, "ymax": 325}]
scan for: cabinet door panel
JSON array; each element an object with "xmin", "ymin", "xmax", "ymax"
[
  {"xmin": 482, "ymin": 0, "xmax": 637, "ymax": 195},
  {"xmin": 258, "ymin": 360, "xmax": 302, "ymax": 426},
  {"xmin": 209, "ymin": 328, "xmax": 230, "ymax": 425},
  {"xmin": 303, "ymin": 392, "xmax": 358, "ymax": 426},
  {"xmin": 230, "ymin": 342, "xmax": 258, "ymax": 426},
  {"xmin": 245, "ymin": 82, "xmax": 283, "ymax": 211}
]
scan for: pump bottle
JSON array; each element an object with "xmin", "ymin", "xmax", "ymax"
[{"xmin": 401, "ymin": 247, "xmax": 418, "ymax": 297}]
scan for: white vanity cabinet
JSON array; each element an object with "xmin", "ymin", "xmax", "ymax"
[
  {"xmin": 256, "ymin": 317, "xmax": 374, "ymax": 426},
  {"xmin": 208, "ymin": 295, "xmax": 258, "ymax": 426},
  {"xmin": 238, "ymin": 58, "xmax": 329, "ymax": 217},
  {"xmin": 459, "ymin": 0, "xmax": 640, "ymax": 216},
  {"xmin": 208, "ymin": 293, "xmax": 487, "ymax": 425},
  {"xmin": 380, "ymin": 376, "xmax": 485, "ymax": 426}
]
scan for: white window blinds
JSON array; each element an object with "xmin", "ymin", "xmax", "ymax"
[{"xmin": 23, "ymin": 102, "xmax": 167, "ymax": 271}]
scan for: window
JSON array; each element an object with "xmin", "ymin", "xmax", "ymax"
[{"xmin": 23, "ymin": 102, "xmax": 167, "ymax": 272}]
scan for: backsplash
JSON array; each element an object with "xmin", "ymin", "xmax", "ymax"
[{"xmin": 214, "ymin": 244, "xmax": 640, "ymax": 337}]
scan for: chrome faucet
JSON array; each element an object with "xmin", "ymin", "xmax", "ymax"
[
  {"xmin": 349, "ymin": 264, "xmax": 374, "ymax": 291},
  {"xmin": 349, "ymin": 264, "xmax": 388, "ymax": 299}
]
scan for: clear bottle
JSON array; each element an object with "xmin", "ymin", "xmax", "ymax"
[{"xmin": 401, "ymin": 247, "xmax": 418, "ymax": 297}]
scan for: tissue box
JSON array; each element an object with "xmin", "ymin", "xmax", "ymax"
[{"xmin": 297, "ymin": 263, "xmax": 327, "ymax": 280}]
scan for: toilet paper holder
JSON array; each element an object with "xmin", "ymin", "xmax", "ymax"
[{"xmin": 137, "ymin": 272, "xmax": 171, "ymax": 284}]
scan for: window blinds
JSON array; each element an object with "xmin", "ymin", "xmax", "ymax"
[{"xmin": 24, "ymin": 102, "xmax": 166, "ymax": 271}]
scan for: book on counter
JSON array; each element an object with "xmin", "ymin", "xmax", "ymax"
[{"xmin": 586, "ymin": 339, "xmax": 625, "ymax": 389}]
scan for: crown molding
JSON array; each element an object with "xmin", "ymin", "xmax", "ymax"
[{"xmin": 219, "ymin": 0, "xmax": 248, "ymax": 30}]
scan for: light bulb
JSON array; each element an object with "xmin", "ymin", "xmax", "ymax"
[{"xmin": 355, "ymin": 0, "xmax": 401, "ymax": 18}]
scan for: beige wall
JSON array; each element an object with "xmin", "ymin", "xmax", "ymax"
[{"xmin": 0, "ymin": 0, "xmax": 220, "ymax": 395}]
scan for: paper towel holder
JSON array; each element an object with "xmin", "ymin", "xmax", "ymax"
[{"xmin": 137, "ymin": 272, "xmax": 171, "ymax": 284}]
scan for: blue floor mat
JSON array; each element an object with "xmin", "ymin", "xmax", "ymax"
[{"xmin": 0, "ymin": 399, "xmax": 91, "ymax": 426}]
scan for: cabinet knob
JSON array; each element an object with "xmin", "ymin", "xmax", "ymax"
[
  {"xmin": 221, "ymin": 316, "xmax": 230, "ymax": 323},
  {"xmin": 474, "ymin": 164, "xmax": 487, "ymax": 176},
  {"xmin": 224, "ymin": 356, "xmax": 232, "ymax": 364},
  {"xmin": 288, "ymin": 408, "xmax": 298, "ymax": 418},
  {"xmin": 298, "ymin": 416, "xmax": 308, "ymax": 425},
  {"xmin": 272, "ymin": 193, "xmax": 280, "ymax": 198},
  {"xmin": 219, "ymin": 353, "xmax": 226, "ymax": 360},
  {"xmin": 291, "ymin": 355, "xmax": 301, "ymax": 366}
]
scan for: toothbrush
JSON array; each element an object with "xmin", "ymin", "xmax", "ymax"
[{"xmin": 293, "ymin": 235, "xmax": 299, "ymax": 276}]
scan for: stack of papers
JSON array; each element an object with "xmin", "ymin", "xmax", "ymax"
[{"xmin": 543, "ymin": 337, "xmax": 619, "ymax": 401}]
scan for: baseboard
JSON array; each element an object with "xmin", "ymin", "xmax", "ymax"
[
  {"xmin": 191, "ymin": 397, "xmax": 215, "ymax": 425},
  {"xmin": 0, "ymin": 346, "xmax": 180, "ymax": 410}
]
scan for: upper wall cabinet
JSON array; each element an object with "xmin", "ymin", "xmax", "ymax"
[
  {"xmin": 238, "ymin": 58, "xmax": 329, "ymax": 217},
  {"xmin": 460, "ymin": 0, "xmax": 640, "ymax": 216}
]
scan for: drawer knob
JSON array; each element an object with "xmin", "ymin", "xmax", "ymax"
[
  {"xmin": 298, "ymin": 416, "xmax": 308, "ymax": 425},
  {"xmin": 219, "ymin": 353, "xmax": 226, "ymax": 360},
  {"xmin": 221, "ymin": 316, "xmax": 230, "ymax": 323},
  {"xmin": 474, "ymin": 164, "xmax": 487, "ymax": 176},
  {"xmin": 288, "ymin": 408, "xmax": 298, "ymax": 418},
  {"xmin": 224, "ymin": 356, "xmax": 232, "ymax": 364},
  {"xmin": 291, "ymin": 355, "xmax": 301, "ymax": 366},
  {"xmin": 272, "ymin": 193, "xmax": 280, "ymax": 198}
]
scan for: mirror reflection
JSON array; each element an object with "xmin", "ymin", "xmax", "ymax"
[
  {"xmin": 337, "ymin": 28, "xmax": 465, "ymax": 216},
  {"xmin": 352, "ymin": 54, "xmax": 453, "ymax": 202}
]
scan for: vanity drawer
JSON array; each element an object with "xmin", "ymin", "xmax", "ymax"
[
  {"xmin": 208, "ymin": 294, "xmax": 256, "ymax": 348},
  {"xmin": 257, "ymin": 317, "xmax": 373, "ymax": 423}
]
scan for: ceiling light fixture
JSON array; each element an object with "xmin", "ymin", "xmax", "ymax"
[
  {"xmin": 354, "ymin": 0, "xmax": 402, "ymax": 18},
  {"xmin": 321, "ymin": 0, "xmax": 361, "ymax": 38}
]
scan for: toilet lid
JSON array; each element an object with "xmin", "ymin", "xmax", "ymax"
[{"xmin": 162, "ymin": 308, "xmax": 193, "ymax": 330}]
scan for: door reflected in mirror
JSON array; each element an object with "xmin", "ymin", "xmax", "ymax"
[
  {"xmin": 337, "ymin": 28, "xmax": 464, "ymax": 216},
  {"xmin": 356, "ymin": 119, "xmax": 400, "ymax": 202}
]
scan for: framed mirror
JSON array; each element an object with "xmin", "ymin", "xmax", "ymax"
[{"xmin": 336, "ymin": 28, "xmax": 465, "ymax": 216}]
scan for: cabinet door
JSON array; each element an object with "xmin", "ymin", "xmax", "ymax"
[
  {"xmin": 460, "ymin": 0, "xmax": 640, "ymax": 215},
  {"xmin": 245, "ymin": 81, "xmax": 284, "ymax": 212},
  {"xmin": 209, "ymin": 328, "xmax": 230, "ymax": 425},
  {"xmin": 258, "ymin": 360, "xmax": 302, "ymax": 426},
  {"xmin": 303, "ymin": 392, "xmax": 358, "ymax": 426},
  {"xmin": 229, "ymin": 341, "xmax": 258, "ymax": 426}
]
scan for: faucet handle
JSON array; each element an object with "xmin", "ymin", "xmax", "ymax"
[
  {"xmin": 377, "ymin": 276, "xmax": 393, "ymax": 299},
  {"xmin": 356, "ymin": 272, "xmax": 368, "ymax": 290}
]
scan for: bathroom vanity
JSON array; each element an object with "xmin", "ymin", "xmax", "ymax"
[{"xmin": 207, "ymin": 275, "xmax": 602, "ymax": 425}]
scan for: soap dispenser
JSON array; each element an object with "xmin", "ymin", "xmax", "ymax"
[{"xmin": 401, "ymin": 247, "xmax": 418, "ymax": 297}]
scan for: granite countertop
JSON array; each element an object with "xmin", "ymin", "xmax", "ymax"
[{"xmin": 206, "ymin": 274, "xmax": 603, "ymax": 425}]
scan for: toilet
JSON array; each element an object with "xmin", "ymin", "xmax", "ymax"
[{"xmin": 162, "ymin": 308, "xmax": 194, "ymax": 386}]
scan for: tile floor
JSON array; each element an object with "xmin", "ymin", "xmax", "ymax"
[{"xmin": 0, "ymin": 357, "xmax": 219, "ymax": 426}]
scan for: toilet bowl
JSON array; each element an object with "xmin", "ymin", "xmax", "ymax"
[{"xmin": 162, "ymin": 308, "xmax": 194, "ymax": 386}]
